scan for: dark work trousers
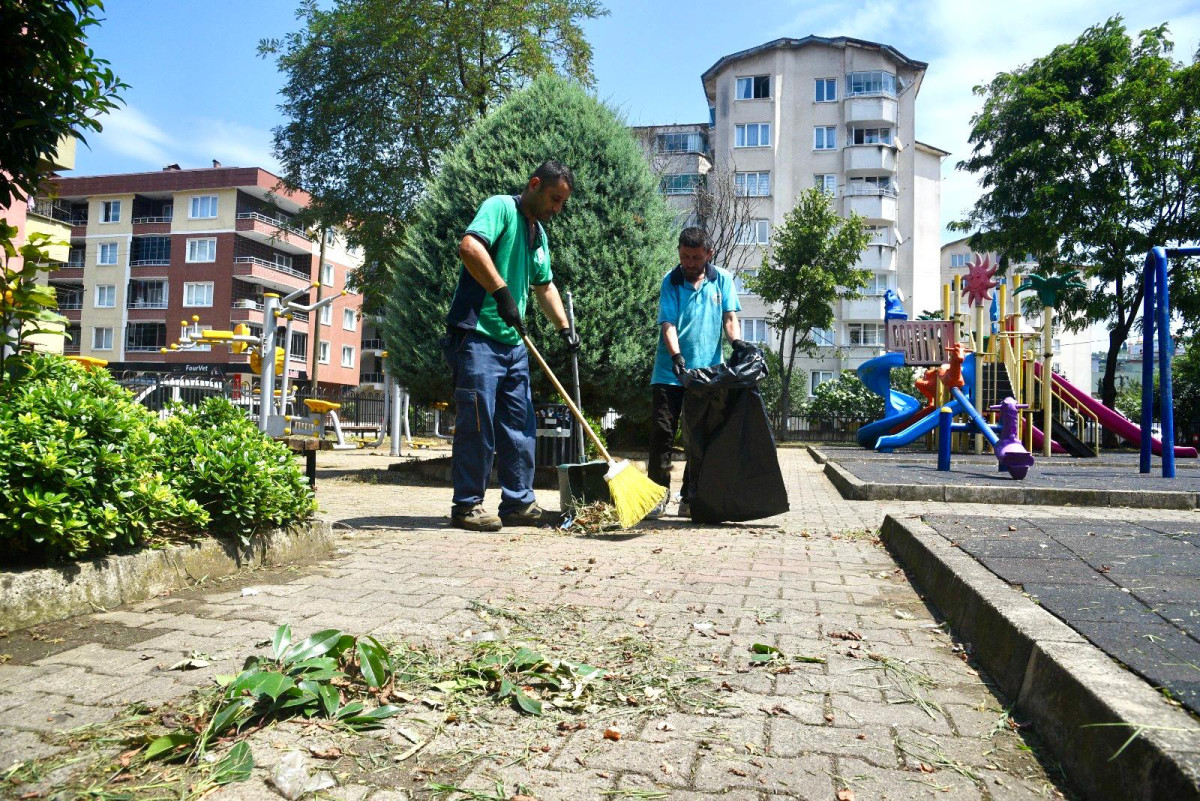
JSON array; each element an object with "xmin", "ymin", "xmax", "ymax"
[
  {"xmin": 648, "ymin": 383, "xmax": 690, "ymax": 502},
  {"xmin": 450, "ymin": 330, "xmax": 537, "ymax": 515}
]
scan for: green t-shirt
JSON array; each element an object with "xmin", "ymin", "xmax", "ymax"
[{"xmin": 446, "ymin": 195, "xmax": 552, "ymax": 345}]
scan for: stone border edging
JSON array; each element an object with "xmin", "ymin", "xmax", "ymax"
[
  {"xmin": 880, "ymin": 513, "xmax": 1200, "ymax": 801},
  {"xmin": 818, "ymin": 452, "xmax": 1198, "ymax": 509},
  {"xmin": 0, "ymin": 520, "xmax": 333, "ymax": 632}
]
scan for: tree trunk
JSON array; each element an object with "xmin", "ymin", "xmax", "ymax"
[{"xmin": 1100, "ymin": 323, "xmax": 1131, "ymax": 447}]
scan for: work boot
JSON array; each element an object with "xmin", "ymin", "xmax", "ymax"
[
  {"xmin": 677, "ymin": 500, "xmax": 691, "ymax": 519},
  {"xmin": 451, "ymin": 503, "xmax": 502, "ymax": 532},
  {"xmin": 500, "ymin": 501, "xmax": 556, "ymax": 528}
]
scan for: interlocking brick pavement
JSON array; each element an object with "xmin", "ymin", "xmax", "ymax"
[{"xmin": 8, "ymin": 445, "xmax": 1192, "ymax": 798}]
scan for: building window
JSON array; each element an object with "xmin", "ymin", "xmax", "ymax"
[
  {"xmin": 950, "ymin": 253, "xmax": 969, "ymax": 268},
  {"xmin": 657, "ymin": 131, "xmax": 707, "ymax": 153},
  {"xmin": 814, "ymin": 126, "xmax": 838, "ymax": 150},
  {"xmin": 98, "ymin": 242, "xmax": 118, "ymax": 265},
  {"xmin": 319, "ymin": 304, "xmax": 332, "ymax": 326},
  {"xmin": 815, "ymin": 78, "xmax": 837, "ymax": 102},
  {"xmin": 321, "ymin": 262, "xmax": 334, "ymax": 286},
  {"xmin": 810, "ymin": 370, "xmax": 835, "ymax": 396},
  {"xmin": 126, "ymin": 322, "xmax": 167, "ymax": 352},
  {"xmin": 92, "ymin": 327, "xmax": 113, "ymax": 350},
  {"xmin": 127, "ymin": 280, "xmax": 168, "ymax": 309},
  {"xmin": 186, "ymin": 237, "xmax": 217, "ymax": 262},
  {"xmin": 735, "ymin": 220, "xmax": 769, "ymax": 246},
  {"xmin": 95, "ymin": 284, "xmax": 116, "ymax": 308},
  {"xmin": 708, "ymin": 106, "xmax": 716, "ymax": 127},
  {"xmin": 183, "ymin": 281, "xmax": 214, "ymax": 307},
  {"xmin": 130, "ymin": 235, "xmax": 170, "ymax": 265},
  {"xmin": 100, "ymin": 200, "xmax": 121, "ymax": 223},
  {"xmin": 848, "ymin": 322, "xmax": 886, "ymax": 346},
  {"xmin": 187, "ymin": 321, "xmax": 211, "ymax": 352},
  {"xmin": 734, "ymin": 123, "xmax": 771, "ymax": 148},
  {"xmin": 734, "ymin": 171, "xmax": 770, "ymax": 197},
  {"xmin": 811, "ymin": 327, "xmax": 834, "ymax": 347},
  {"xmin": 742, "ymin": 318, "xmax": 769, "ymax": 344},
  {"xmin": 850, "ymin": 127, "xmax": 893, "ymax": 145},
  {"xmin": 661, "ymin": 174, "xmax": 701, "ymax": 195},
  {"xmin": 846, "ymin": 71, "xmax": 898, "ymax": 98},
  {"xmin": 324, "ymin": 229, "xmax": 337, "ymax": 246},
  {"xmin": 848, "ymin": 176, "xmax": 895, "ymax": 196},
  {"xmin": 864, "ymin": 274, "xmax": 889, "ymax": 296},
  {"xmin": 189, "ymin": 195, "xmax": 218, "ymax": 219},
  {"xmin": 341, "ymin": 345, "xmax": 355, "ymax": 368},
  {"xmin": 318, "ymin": 341, "xmax": 330, "ymax": 364},
  {"xmin": 814, "ymin": 174, "xmax": 837, "ymax": 195},
  {"xmin": 289, "ymin": 332, "xmax": 308, "ymax": 361},
  {"xmin": 733, "ymin": 269, "xmax": 758, "ymax": 295},
  {"xmin": 736, "ymin": 75, "xmax": 770, "ymax": 100},
  {"xmin": 342, "ymin": 308, "xmax": 357, "ymax": 331}
]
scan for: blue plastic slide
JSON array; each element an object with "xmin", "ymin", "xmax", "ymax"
[
  {"xmin": 949, "ymin": 386, "xmax": 999, "ymax": 449},
  {"xmin": 873, "ymin": 354, "xmax": 977, "ymax": 452},
  {"xmin": 855, "ymin": 350, "xmax": 922, "ymax": 449}
]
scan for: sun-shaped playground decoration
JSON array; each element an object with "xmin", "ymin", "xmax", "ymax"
[{"xmin": 962, "ymin": 254, "xmax": 999, "ymax": 308}]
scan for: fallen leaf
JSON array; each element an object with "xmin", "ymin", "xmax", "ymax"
[
  {"xmin": 1008, "ymin": 525, "xmax": 1017, "ymax": 531},
  {"xmin": 652, "ymin": 547, "xmax": 663, "ymax": 554},
  {"xmin": 510, "ymin": 795, "xmax": 537, "ymax": 801},
  {"xmin": 603, "ymin": 727, "xmax": 621, "ymax": 741},
  {"xmin": 309, "ymin": 747, "xmax": 343, "ymax": 760},
  {"xmin": 856, "ymin": 733, "xmax": 867, "ymax": 740},
  {"xmin": 920, "ymin": 762, "xmax": 936, "ymax": 773},
  {"xmin": 837, "ymin": 789, "xmax": 855, "ymax": 801},
  {"xmin": 167, "ymin": 658, "xmax": 209, "ymax": 671},
  {"xmin": 660, "ymin": 760, "xmax": 674, "ymax": 775},
  {"xmin": 656, "ymin": 721, "xmax": 675, "ymax": 732},
  {"xmin": 729, "ymin": 766, "xmax": 749, "ymax": 777},
  {"xmin": 824, "ymin": 713, "xmax": 835, "ymax": 723},
  {"xmin": 828, "ymin": 631, "xmax": 863, "ymax": 641}
]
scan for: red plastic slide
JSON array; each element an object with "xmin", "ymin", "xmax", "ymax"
[{"xmin": 1034, "ymin": 363, "xmax": 1198, "ymax": 458}]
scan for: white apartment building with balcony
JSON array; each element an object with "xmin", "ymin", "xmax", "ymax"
[{"xmin": 645, "ymin": 36, "xmax": 947, "ymax": 398}]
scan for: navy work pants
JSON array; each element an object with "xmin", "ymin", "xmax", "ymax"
[{"xmin": 450, "ymin": 330, "xmax": 536, "ymax": 514}]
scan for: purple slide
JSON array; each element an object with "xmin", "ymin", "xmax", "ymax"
[{"xmin": 1034, "ymin": 363, "xmax": 1198, "ymax": 458}]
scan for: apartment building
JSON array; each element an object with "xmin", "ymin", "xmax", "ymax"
[
  {"xmin": 941, "ymin": 237, "xmax": 1093, "ymax": 390},
  {"xmin": 644, "ymin": 36, "xmax": 946, "ymax": 399},
  {"xmin": 45, "ymin": 165, "xmax": 364, "ymax": 390}
]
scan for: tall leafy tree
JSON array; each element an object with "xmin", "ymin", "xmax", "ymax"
[
  {"xmin": 954, "ymin": 17, "xmax": 1200, "ymax": 411},
  {"xmin": 749, "ymin": 187, "xmax": 871, "ymax": 434},
  {"xmin": 0, "ymin": 0, "xmax": 125, "ymax": 207},
  {"xmin": 259, "ymin": 0, "xmax": 607, "ymax": 311},
  {"xmin": 379, "ymin": 74, "xmax": 677, "ymax": 417}
]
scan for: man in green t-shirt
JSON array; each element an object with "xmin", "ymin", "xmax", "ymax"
[{"xmin": 444, "ymin": 160, "xmax": 581, "ymax": 531}]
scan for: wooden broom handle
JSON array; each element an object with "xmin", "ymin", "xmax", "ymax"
[{"xmin": 521, "ymin": 333, "xmax": 613, "ymax": 463}]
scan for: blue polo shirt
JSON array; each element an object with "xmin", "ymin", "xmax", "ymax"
[{"xmin": 651, "ymin": 263, "xmax": 740, "ymax": 386}]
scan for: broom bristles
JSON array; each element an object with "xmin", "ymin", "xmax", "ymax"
[{"xmin": 604, "ymin": 460, "xmax": 667, "ymax": 528}]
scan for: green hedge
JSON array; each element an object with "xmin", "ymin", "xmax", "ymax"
[{"xmin": 0, "ymin": 355, "xmax": 315, "ymax": 565}]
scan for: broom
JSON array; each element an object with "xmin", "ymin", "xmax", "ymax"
[{"xmin": 521, "ymin": 333, "xmax": 666, "ymax": 528}]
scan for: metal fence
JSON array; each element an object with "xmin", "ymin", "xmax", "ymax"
[{"xmin": 767, "ymin": 414, "xmax": 871, "ymax": 444}]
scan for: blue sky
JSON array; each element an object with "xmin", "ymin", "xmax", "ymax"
[{"xmin": 78, "ymin": 0, "xmax": 1200, "ymax": 242}]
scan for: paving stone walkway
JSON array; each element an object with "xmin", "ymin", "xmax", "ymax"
[{"xmin": 4, "ymin": 446, "xmax": 1195, "ymax": 799}]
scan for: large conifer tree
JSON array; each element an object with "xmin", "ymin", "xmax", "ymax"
[{"xmin": 380, "ymin": 75, "xmax": 678, "ymax": 416}]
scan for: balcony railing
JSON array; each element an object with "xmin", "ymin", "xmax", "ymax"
[
  {"xmin": 28, "ymin": 199, "xmax": 74, "ymax": 223},
  {"xmin": 66, "ymin": 257, "xmax": 85, "ymax": 268},
  {"xmin": 127, "ymin": 344, "xmax": 165, "ymax": 352},
  {"xmin": 236, "ymin": 211, "xmax": 309, "ymax": 240},
  {"xmin": 845, "ymin": 184, "xmax": 898, "ymax": 198},
  {"xmin": 131, "ymin": 215, "xmax": 173, "ymax": 224},
  {"xmin": 128, "ymin": 300, "xmax": 168, "ymax": 309},
  {"xmin": 233, "ymin": 255, "xmax": 310, "ymax": 281},
  {"xmin": 129, "ymin": 258, "xmax": 171, "ymax": 267},
  {"xmin": 359, "ymin": 372, "xmax": 386, "ymax": 384},
  {"xmin": 57, "ymin": 298, "xmax": 83, "ymax": 310}
]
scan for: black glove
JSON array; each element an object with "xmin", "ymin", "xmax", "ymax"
[
  {"xmin": 731, "ymin": 339, "xmax": 750, "ymax": 353},
  {"xmin": 558, "ymin": 327, "xmax": 581, "ymax": 353},
  {"xmin": 491, "ymin": 285, "xmax": 524, "ymax": 335},
  {"xmin": 671, "ymin": 352, "xmax": 687, "ymax": 381}
]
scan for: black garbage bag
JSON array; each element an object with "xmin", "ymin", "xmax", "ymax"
[{"xmin": 680, "ymin": 346, "xmax": 790, "ymax": 523}]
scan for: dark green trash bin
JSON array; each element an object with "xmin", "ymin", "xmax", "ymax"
[{"xmin": 557, "ymin": 460, "xmax": 611, "ymax": 513}]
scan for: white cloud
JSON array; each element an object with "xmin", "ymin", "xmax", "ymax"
[
  {"xmin": 190, "ymin": 118, "xmax": 280, "ymax": 173},
  {"xmin": 92, "ymin": 104, "xmax": 174, "ymax": 169}
]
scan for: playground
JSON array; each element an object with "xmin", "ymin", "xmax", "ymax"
[{"xmin": 846, "ymin": 249, "xmax": 1199, "ymax": 504}]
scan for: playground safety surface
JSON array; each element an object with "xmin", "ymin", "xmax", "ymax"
[
  {"xmin": 923, "ymin": 513, "xmax": 1200, "ymax": 717},
  {"xmin": 837, "ymin": 457, "xmax": 1200, "ymax": 492}
]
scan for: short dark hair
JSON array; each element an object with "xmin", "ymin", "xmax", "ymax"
[
  {"xmin": 531, "ymin": 160, "xmax": 574, "ymax": 191},
  {"xmin": 678, "ymin": 227, "xmax": 711, "ymax": 250}
]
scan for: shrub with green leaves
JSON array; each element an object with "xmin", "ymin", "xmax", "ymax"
[
  {"xmin": 0, "ymin": 354, "xmax": 207, "ymax": 563},
  {"xmin": 380, "ymin": 73, "xmax": 678, "ymax": 419},
  {"xmin": 159, "ymin": 396, "xmax": 316, "ymax": 540}
]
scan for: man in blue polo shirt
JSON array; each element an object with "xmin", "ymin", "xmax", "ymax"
[
  {"xmin": 445, "ymin": 160, "xmax": 581, "ymax": 532},
  {"xmin": 648, "ymin": 227, "xmax": 744, "ymax": 517}
]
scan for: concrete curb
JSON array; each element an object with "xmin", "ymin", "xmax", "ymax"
[
  {"xmin": 881, "ymin": 514, "xmax": 1200, "ymax": 801},
  {"xmin": 822, "ymin": 458, "xmax": 1198, "ymax": 509},
  {"xmin": 0, "ymin": 520, "xmax": 334, "ymax": 632}
]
